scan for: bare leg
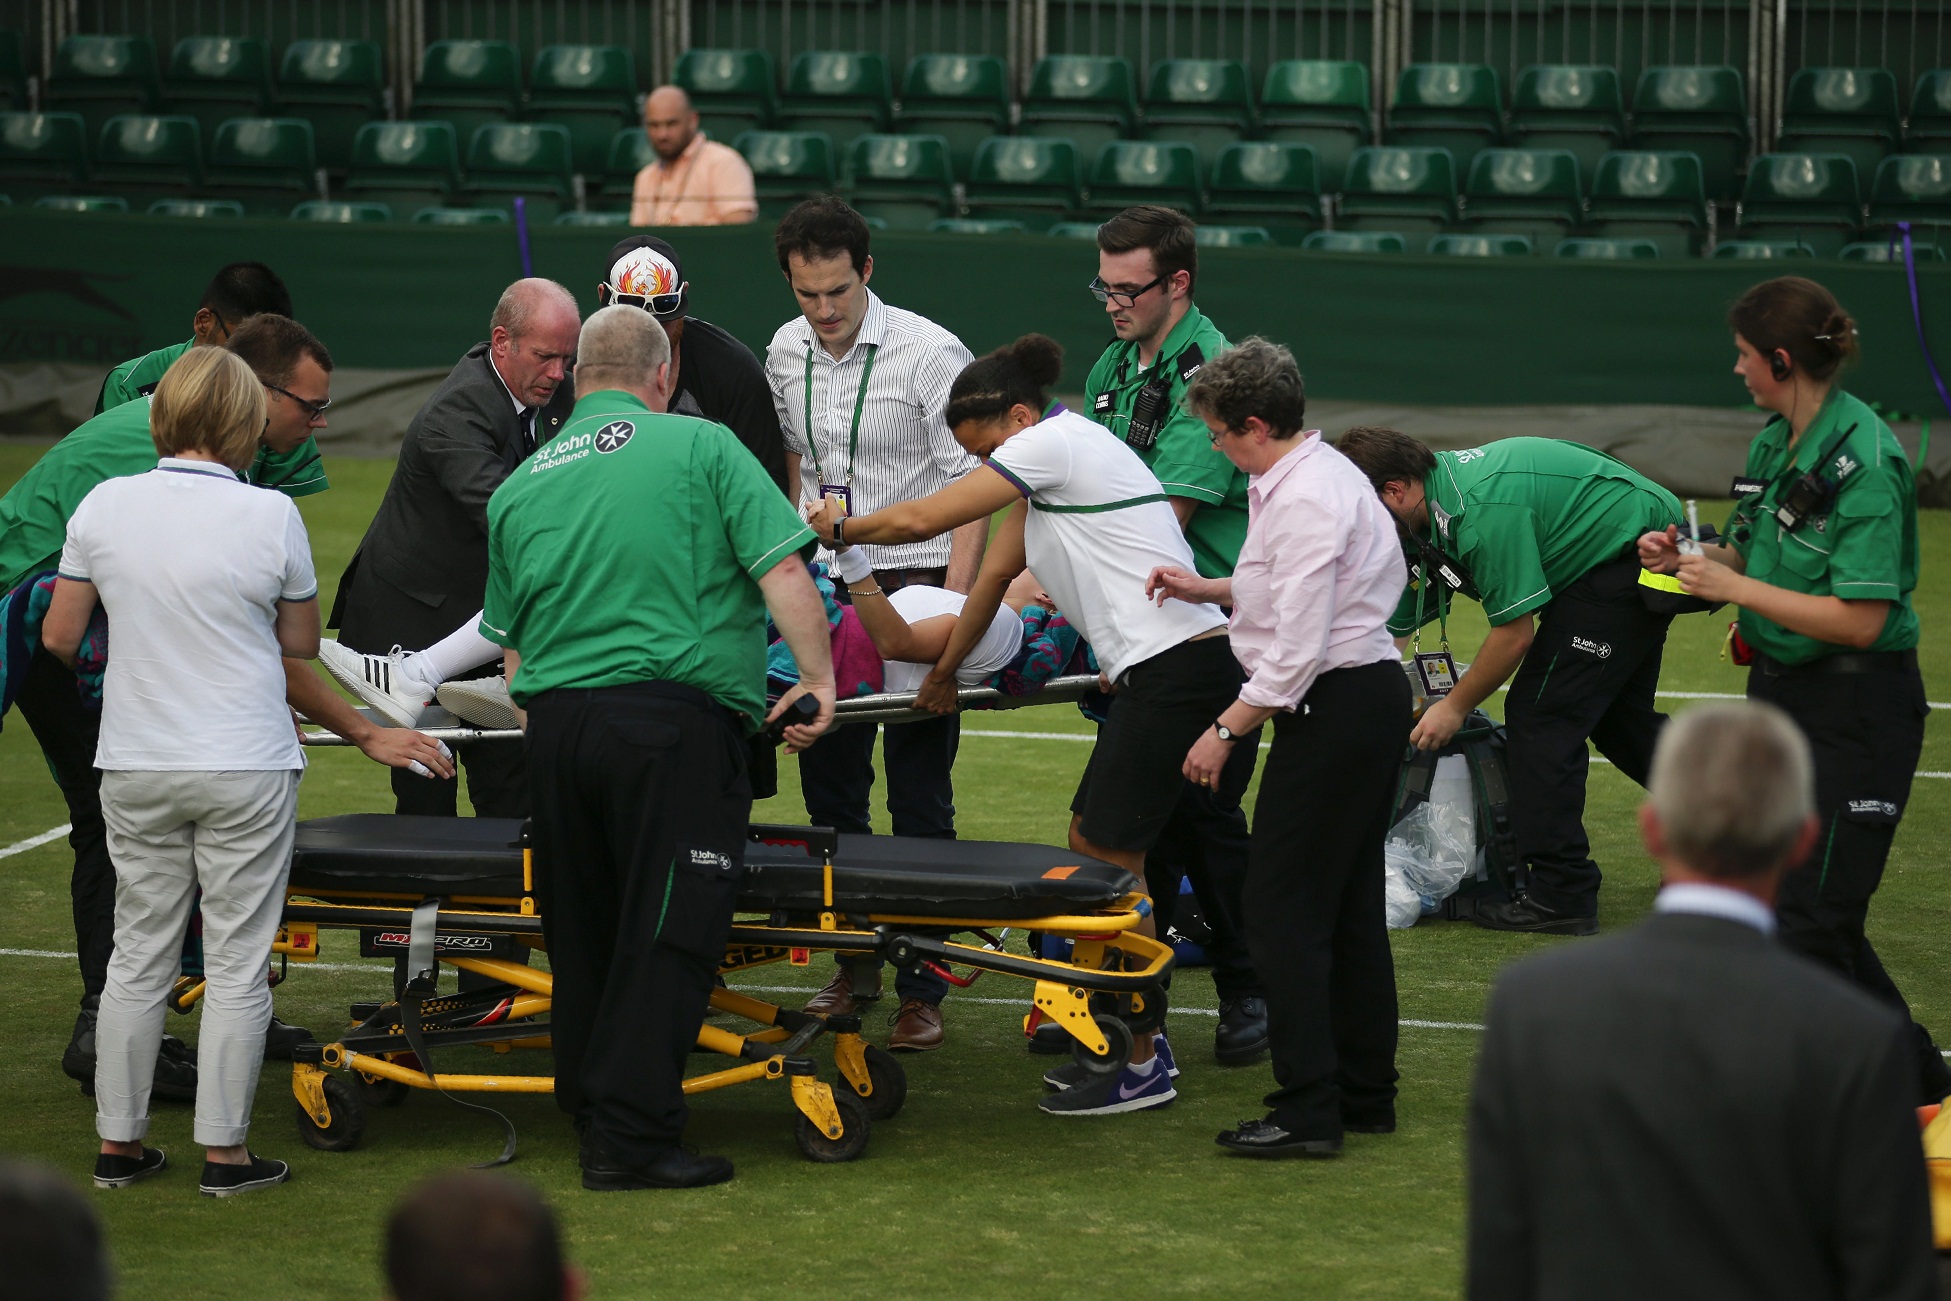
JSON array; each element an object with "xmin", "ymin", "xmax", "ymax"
[{"xmin": 1068, "ymin": 815, "xmax": 1157, "ymax": 1065}]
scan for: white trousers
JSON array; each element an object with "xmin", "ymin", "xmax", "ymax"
[{"xmin": 94, "ymin": 769, "xmax": 299, "ymax": 1148}]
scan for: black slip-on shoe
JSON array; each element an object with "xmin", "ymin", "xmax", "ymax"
[
  {"xmin": 94, "ymin": 1146, "xmax": 167, "ymax": 1189},
  {"xmin": 582, "ymin": 1145, "xmax": 734, "ymax": 1191},
  {"xmin": 263, "ymin": 1016, "xmax": 316, "ymax": 1062},
  {"xmin": 1215, "ymin": 1117, "xmax": 1343, "ymax": 1159},
  {"xmin": 199, "ymin": 1153, "xmax": 289, "ymax": 1198},
  {"xmin": 1471, "ymin": 894, "xmax": 1598, "ymax": 937},
  {"xmin": 1214, "ymin": 997, "xmax": 1270, "ymax": 1065}
]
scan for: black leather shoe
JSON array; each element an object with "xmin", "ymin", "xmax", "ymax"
[
  {"xmin": 1215, "ymin": 1117, "xmax": 1342, "ymax": 1159},
  {"xmin": 1214, "ymin": 997, "xmax": 1269, "ymax": 1065},
  {"xmin": 263, "ymin": 1016, "xmax": 316, "ymax": 1062},
  {"xmin": 1472, "ymin": 893, "xmax": 1597, "ymax": 937},
  {"xmin": 582, "ymin": 1144, "xmax": 734, "ymax": 1191},
  {"xmin": 62, "ymin": 1012, "xmax": 197, "ymax": 1102}
]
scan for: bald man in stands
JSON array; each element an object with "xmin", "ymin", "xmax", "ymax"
[{"xmin": 630, "ymin": 86, "xmax": 758, "ymax": 227}]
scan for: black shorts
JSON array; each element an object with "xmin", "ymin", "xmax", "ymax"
[{"xmin": 1071, "ymin": 635, "xmax": 1255, "ymax": 853}]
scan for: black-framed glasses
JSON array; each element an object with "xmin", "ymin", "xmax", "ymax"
[
  {"xmin": 604, "ymin": 281, "xmax": 688, "ymax": 318},
  {"xmin": 1087, "ymin": 274, "xmax": 1166, "ymax": 309},
  {"xmin": 264, "ymin": 383, "xmax": 330, "ymax": 421}
]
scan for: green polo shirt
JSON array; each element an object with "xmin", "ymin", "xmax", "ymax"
[
  {"xmin": 1723, "ymin": 389, "xmax": 1918, "ymax": 665},
  {"xmin": 0, "ymin": 396, "xmax": 328, "ymax": 593},
  {"xmin": 96, "ymin": 338, "xmax": 330, "ymax": 498},
  {"xmin": 1083, "ymin": 305, "xmax": 1248, "ymax": 579},
  {"xmin": 1388, "ymin": 437, "xmax": 1684, "ymax": 633},
  {"xmin": 480, "ymin": 390, "xmax": 815, "ymax": 727}
]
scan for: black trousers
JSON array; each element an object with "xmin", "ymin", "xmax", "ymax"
[
  {"xmin": 1245, "ymin": 660, "xmax": 1410, "ymax": 1137},
  {"xmin": 527, "ymin": 683, "xmax": 752, "ymax": 1163},
  {"xmin": 390, "ymin": 664, "xmax": 529, "ymax": 819},
  {"xmin": 1144, "ymin": 772, "xmax": 1265, "ymax": 1003},
  {"xmin": 1748, "ymin": 659, "xmax": 1951, "ymax": 1102},
  {"xmin": 14, "ymin": 646, "xmax": 113, "ymax": 1007},
  {"xmin": 1502, "ymin": 556, "xmax": 1673, "ymax": 917}
]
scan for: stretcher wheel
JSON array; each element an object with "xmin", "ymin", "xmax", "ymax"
[
  {"xmin": 354, "ymin": 1068, "xmax": 411, "ymax": 1108},
  {"xmin": 857, "ymin": 1045, "xmax": 907, "ymax": 1121},
  {"xmin": 295, "ymin": 1075, "xmax": 366, "ymax": 1152},
  {"xmin": 1070, "ymin": 1014, "xmax": 1134, "ymax": 1079},
  {"xmin": 794, "ymin": 1089, "xmax": 871, "ymax": 1163}
]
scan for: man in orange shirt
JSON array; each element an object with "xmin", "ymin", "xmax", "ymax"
[{"xmin": 629, "ymin": 86, "xmax": 758, "ymax": 227}]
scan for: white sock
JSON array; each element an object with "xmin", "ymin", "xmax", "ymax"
[
  {"xmin": 410, "ymin": 617, "xmax": 504, "ymax": 689},
  {"xmin": 1128, "ymin": 1053, "xmax": 1160, "ymax": 1077}
]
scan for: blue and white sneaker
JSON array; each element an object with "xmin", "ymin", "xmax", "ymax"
[
  {"xmin": 1043, "ymin": 1034, "xmax": 1178, "ymax": 1090},
  {"xmin": 1036, "ymin": 1057, "xmax": 1176, "ymax": 1115}
]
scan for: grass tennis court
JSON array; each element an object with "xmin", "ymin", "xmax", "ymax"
[{"xmin": 2, "ymin": 445, "xmax": 1948, "ymax": 1298}]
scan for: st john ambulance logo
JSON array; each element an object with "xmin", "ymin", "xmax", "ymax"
[{"xmin": 594, "ymin": 420, "xmax": 635, "ymax": 453}]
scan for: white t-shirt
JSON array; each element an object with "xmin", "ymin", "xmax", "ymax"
[
  {"xmin": 880, "ymin": 585, "xmax": 1025, "ymax": 693},
  {"xmin": 985, "ymin": 407, "xmax": 1225, "ymax": 680},
  {"xmin": 59, "ymin": 458, "xmax": 316, "ymax": 771}
]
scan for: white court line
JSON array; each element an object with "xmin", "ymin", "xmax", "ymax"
[{"xmin": 0, "ymin": 824, "xmax": 70, "ymax": 859}]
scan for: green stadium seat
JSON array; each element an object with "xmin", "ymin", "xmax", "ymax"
[
  {"xmin": 0, "ymin": 111, "xmax": 91, "ymax": 200},
  {"xmin": 676, "ymin": 48, "xmax": 777, "ymax": 142},
  {"xmin": 930, "ymin": 217, "xmax": 1029, "ymax": 235},
  {"xmin": 780, "ymin": 52, "xmax": 891, "ymax": 157},
  {"xmin": 1777, "ymin": 67, "xmax": 1900, "ymax": 180},
  {"xmin": 205, "ymin": 117, "xmax": 314, "ymax": 214},
  {"xmin": 1195, "ymin": 224, "xmax": 1272, "ymax": 247},
  {"xmin": 35, "ymin": 194, "xmax": 129, "ymax": 212},
  {"xmin": 1203, "ymin": 141, "xmax": 1322, "ymax": 244},
  {"xmin": 276, "ymin": 40, "xmax": 386, "ymax": 171},
  {"xmin": 1142, "ymin": 59, "xmax": 1253, "ymax": 175},
  {"xmin": 411, "ymin": 40, "xmax": 522, "ymax": 147},
  {"xmin": 1084, "ymin": 139, "xmax": 1200, "ymax": 215},
  {"xmin": 1867, "ymin": 154, "xmax": 1951, "ymax": 233},
  {"xmin": 291, "ymin": 199, "xmax": 392, "ymax": 222},
  {"xmin": 1259, "ymin": 60, "xmax": 1370, "ymax": 192},
  {"xmin": 735, "ymin": 129, "xmax": 837, "ymax": 219},
  {"xmin": 462, "ymin": 123, "xmax": 575, "ymax": 220},
  {"xmin": 1711, "ymin": 238, "xmax": 1815, "ymax": 259},
  {"xmin": 1302, "ymin": 229, "xmax": 1406, "ymax": 253},
  {"xmin": 1735, "ymin": 153, "xmax": 1861, "ymax": 257},
  {"xmin": 1386, "ymin": 64, "xmax": 1503, "ymax": 175},
  {"xmin": 595, "ymin": 125, "xmax": 657, "ymax": 211},
  {"xmin": 528, "ymin": 45, "xmax": 637, "ymax": 175},
  {"xmin": 0, "ymin": 32, "xmax": 25, "ymax": 111},
  {"xmin": 841, "ymin": 132, "xmax": 952, "ymax": 230},
  {"xmin": 1045, "ymin": 221, "xmax": 1101, "ymax": 240},
  {"xmin": 92, "ymin": 113, "xmax": 200, "ymax": 204},
  {"xmin": 412, "ymin": 205, "xmax": 509, "ymax": 224},
  {"xmin": 1629, "ymin": 66, "xmax": 1749, "ymax": 201},
  {"xmin": 1585, "ymin": 150, "xmax": 1707, "ymax": 257},
  {"xmin": 963, "ymin": 135, "xmax": 1082, "ymax": 231},
  {"xmin": 344, "ymin": 120, "xmax": 461, "ymax": 217},
  {"xmin": 1840, "ymin": 238, "xmax": 1947, "ymax": 262},
  {"xmin": 1337, "ymin": 145, "xmax": 1457, "ymax": 236},
  {"xmin": 1907, "ymin": 71, "xmax": 1951, "ymax": 151},
  {"xmin": 147, "ymin": 196, "xmax": 243, "ymax": 218},
  {"xmin": 894, "ymin": 55, "xmax": 1008, "ymax": 181},
  {"xmin": 1429, "ymin": 232, "xmax": 1533, "ymax": 256},
  {"xmin": 47, "ymin": 36, "xmax": 161, "ymax": 143},
  {"xmin": 554, "ymin": 209, "xmax": 629, "ymax": 226},
  {"xmin": 1508, "ymin": 65, "xmax": 1623, "ymax": 176},
  {"xmin": 1459, "ymin": 147, "xmax": 1580, "ymax": 250},
  {"xmin": 163, "ymin": 37, "xmax": 271, "ymax": 148},
  {"xmin": 1555, "ymin": 236, "xmax": 1660, "ymax": 258},
  {"xmin": 1020, "ymin": 56, "xmax": 1137, "ymax": 161}
]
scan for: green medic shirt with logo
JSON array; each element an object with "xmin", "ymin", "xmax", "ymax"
[
  {"xmin": 1083, "ymin": 305, "xmax": 1248, "ymax": 579},
  {"xmin": 97, "ymin": 338, "xmax": 330, "ymax": 498},
  {"xmin": 1724, "ymin": 388, "xmax": 1919, "ymax": 665},
  {"xmin": 1388, "ymin": 437, "xmax": 1684, "ymax": 634},
  {"xmin": 480, "ymin": 389, "xmax": 815, "ymax": 726}
]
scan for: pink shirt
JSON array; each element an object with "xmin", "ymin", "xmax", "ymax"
[
  {"xmin": 1230, "ymin": 432, "xmax": 1405, "ymax": 711},
  {"xmin": 629, "ymin": 132, "xmax": 758, "ymax": 227}
]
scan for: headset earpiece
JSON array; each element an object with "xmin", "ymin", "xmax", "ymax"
[{"xmin": 1769, "ymin": 349, "xmax": 1792, "ymax": 382}]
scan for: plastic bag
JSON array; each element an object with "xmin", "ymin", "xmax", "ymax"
[{"xmin": 1382, "ymin": 756, "xmax": 1479, "ymax": 927}]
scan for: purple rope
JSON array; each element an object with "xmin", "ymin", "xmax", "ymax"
[
  {"xmin": 1900, "ymin": 221, "xmax": 1951, "ymax": 418},
  {"xmin": 514, "ymin": 196, "xmax": 533, "ymax": 279}
]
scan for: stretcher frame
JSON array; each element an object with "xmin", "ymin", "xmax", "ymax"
[{"xmin": 247, "ymin": 818, "xmax": 1173, "ymax": 1163}]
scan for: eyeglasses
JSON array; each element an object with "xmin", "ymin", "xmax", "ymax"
[
  {"xmin": 264, "ymin": 383, "xmax": 330, "ymax": 421},
  {"xmin": 604, "ymin": 281, "xmax": 688, "ymax": 318},
  {"xmin": 1087, "ymin": 275, "xmax": 1166, "ymax": 309}
]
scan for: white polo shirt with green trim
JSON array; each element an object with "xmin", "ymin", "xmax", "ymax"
[{"xmin": 480, "ymin": 389, "xmax": 814, "ymax": 727}]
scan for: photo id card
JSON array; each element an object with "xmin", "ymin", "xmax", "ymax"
[
  {"xmin": 818, "ymin": 484, "xmax": 855, "ymax": 518},
  {"xmin": 1414, "ymin": 651, "xmax": 1459, "ymax": 699}
]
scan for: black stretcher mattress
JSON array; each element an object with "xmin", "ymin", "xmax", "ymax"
[{"xmin": 288, "ymin": 815, "xmax": 1138, "ymax": 920}]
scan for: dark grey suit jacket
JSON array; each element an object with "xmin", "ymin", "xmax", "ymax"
[
  {"xmin": 331, "ymin": 343, "xmax": 575, "ymax": 652},
  {"xmin": 1468, "ymin": 910, "xmax": 1936, "ymax": 1301}
]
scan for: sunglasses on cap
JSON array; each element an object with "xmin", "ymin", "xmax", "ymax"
[{"xmin": 601, "ymin": 281, "xmax": 688, "ymax": 318}]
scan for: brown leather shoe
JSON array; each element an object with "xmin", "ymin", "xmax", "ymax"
[
  {"xmin": 804, "ymin": 964, "xmax": 882, "ymax": 1017},
  {"xmin": 887, "ymin": 998, "xmax": 944, "ymax": 1053}
]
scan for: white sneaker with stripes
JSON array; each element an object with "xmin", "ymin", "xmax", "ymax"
[
  {"xmin": 436, "ymin": 677, "xmax": 520, "ymax": 731},
  {"xmin": 316, "ymin": 639, "xmax": 435, "ymax": 727}
]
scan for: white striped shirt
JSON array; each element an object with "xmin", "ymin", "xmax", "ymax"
[{"xmin": 766, "ymin": 290, "xmax": 977, "ymax": 570}]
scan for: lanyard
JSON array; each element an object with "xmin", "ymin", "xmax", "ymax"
[{"xmin": 802, "ymin": 343, "xmax": 878, "ymax": 487}]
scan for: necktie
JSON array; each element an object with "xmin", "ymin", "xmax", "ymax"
[{"xmin": 520, "ymin": 407, "xmax": 537, "ymax": 457}]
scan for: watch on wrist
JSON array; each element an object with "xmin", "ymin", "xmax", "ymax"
[
  {"xmin": 1214, "ymin": 721, "xmax": 1237, "ymax": 742},
  {"xmin": 832, "ymin": 516, "xmax": 846, "ymax": 546}
]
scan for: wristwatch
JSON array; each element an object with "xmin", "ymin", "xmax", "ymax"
[
  {"xmin": 832, "ymin": 516, "xmax": 846, "ymax": 546},
  {"xmin": 1214, "ymin": 721, "xmax": 1238, "ymax": 742}
]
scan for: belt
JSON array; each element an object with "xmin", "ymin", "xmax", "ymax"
[
  {"xmin": 831, "ymin": 566, "xmax": 951, "ymax": 605},
  {"xmin": 1755, "ymin": 648, "xmax": 1918, "ymax": 678}
]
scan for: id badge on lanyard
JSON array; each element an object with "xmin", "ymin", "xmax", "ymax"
[
  {"xmin": 1412, "ymin": 651, "xmax": 1459, "ymax": 699},
  {"xmin": 804, "ymin": 343, "xmax": 878, "ymax": 515},
  {"xmin": 817, "ymin": 483, "xmax": 856, "ymax": 517}
]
